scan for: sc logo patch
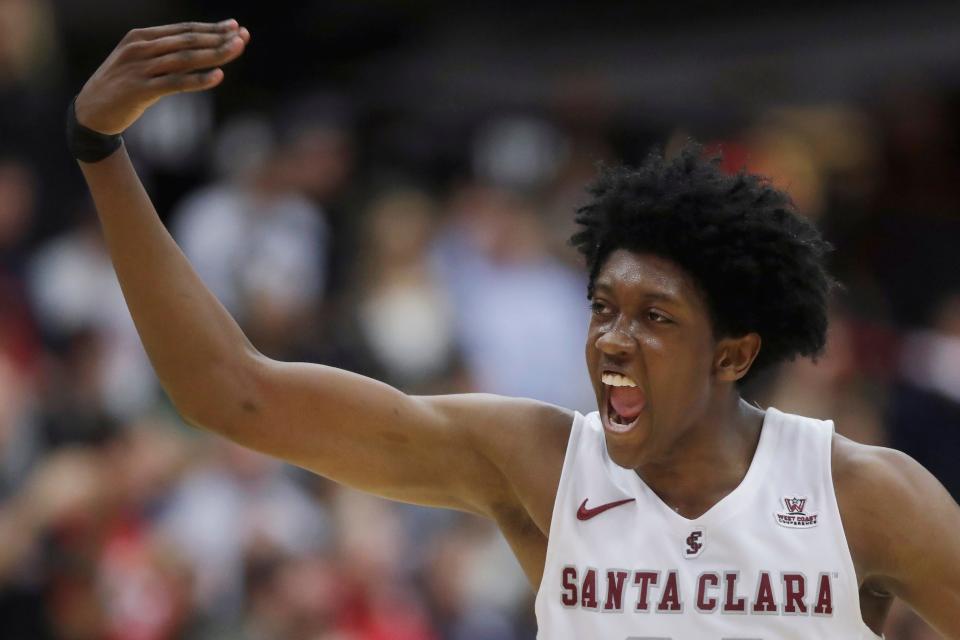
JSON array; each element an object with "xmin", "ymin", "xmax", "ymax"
[{"xmin": 684, "ymin": 527, "xmax": 705, "ymax": 559}]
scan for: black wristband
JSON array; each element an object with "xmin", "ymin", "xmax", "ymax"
[{"xmin": 66, "ymin": 97, "xmax": 123, "ymax": 163}]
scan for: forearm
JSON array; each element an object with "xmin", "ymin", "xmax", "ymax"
[{"xmin": 80, "ymin": 147, "xmax": 257, "ymax": 421}]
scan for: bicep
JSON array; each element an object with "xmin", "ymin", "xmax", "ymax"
[{"xmin": 202, "ymin": 355, "xmax": 516, "ymax": 516}]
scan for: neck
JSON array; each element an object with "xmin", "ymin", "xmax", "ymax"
[{"xmin": 636, "ymin": 393, "xmax": 765, "ymax": 519}]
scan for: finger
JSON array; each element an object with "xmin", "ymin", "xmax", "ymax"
[
  {"xmin": 127, "ymin": 19, "xmax": 238, "ymax": 42},
  {"xmin": 150, "ymin": 68, "xmax": 225, "ymax": 96},
  {"xmin": 139, "ymin": 31, "xmax": 232, "ymax": 57},
  {"xmin": 144, "ymin": 36, "xmax": 245, "ymax": 76}
]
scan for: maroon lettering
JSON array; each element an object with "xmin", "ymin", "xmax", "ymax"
[
  {"xmin": 603, "ymin": 570, "xmax": 629, "ymax": 611},
  {"xmin": 696, "ymin": 573, "xmax": 719, "ymax": 612},
  {"xmin": 633, "ymin": 571, "xmax": 659, "ymax": 612},
  {"xmin": 814, "ymin": 573, "xmax": 833, "ymax": 615},
  {"xmin": 723, "ymin": 572, "xmax": 747, "ymax": 612},
  {"xmin": 560, "ymin": 566, "xmax": 578, "ymax": 607},
  {"xmin": 558, "ymin": 565, "xmax": 834, "ymax": 617},
  {"xmin": 581, "ymin": 568, "xmax": 598, "ymax": 609},
  {"xmin": 657, "ymin": 570, "xmax": 682, "ymax": 612},
  {"xmin": 752, "ymin": 571, "xmax": 777, "ymax": 613},
  {"xmin": 783, "ymin": 573, "xmax": 808, "ymax": 614}
]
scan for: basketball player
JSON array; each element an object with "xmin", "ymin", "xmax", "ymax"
[{"xmin": 68, "ymin": 20, "xmax": 960, "ymax": 639}]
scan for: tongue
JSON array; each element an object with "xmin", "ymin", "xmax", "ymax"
[{"xmin": 610, "ymin": 386, "xmax": 646, "ymax": 421}]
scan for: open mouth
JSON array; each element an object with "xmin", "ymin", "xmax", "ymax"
[{"xmin": 601, "ymin": 371, "xmax": 646, "ymax": 433}]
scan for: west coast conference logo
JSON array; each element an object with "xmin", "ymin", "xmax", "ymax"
[{"xmin": 774, "ymin": 496, "xmax": 819, "ymax": 528}]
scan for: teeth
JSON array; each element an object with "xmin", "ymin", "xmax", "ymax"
[{"xmin": 601, "ymin": 372, "xmax": 638, "ymax": 387}]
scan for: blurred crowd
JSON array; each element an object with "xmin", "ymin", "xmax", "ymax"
[{"xmin": 1, "ymin": 1, "xmax": 959, "ymax": 639}]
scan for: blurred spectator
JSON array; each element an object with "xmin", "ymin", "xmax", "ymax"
[
  {"xmin": 432, "ymin": 184, "xmax": 595, "ymax": 412},
  {"xmin": 352, "ymin": 188, "xmax": 457, "ymax": 391},
  {"xmin": 0, "ymin": 446, "xmax": 109, "ymax": 639},
  {"xmin": 422, "ymin": 521, "xmax": 520, "ymax": 640},
  {"xmin": 29, "ymin": 215, "xmax": 157, "ymax": 421},
  {"xmin": 759, "ymin": 310, "xmax": 890, "ymax": 447},
  {"xmin": 242, "ymin": 550, "xmax": 345, "ymax": 640},
  {"xmin": 472, "ymin": 115, "xmax": 569, "ymax": 193},
  {"xmin": 96, "ymin": 425, "xmax": 196, "ymax": 640},
  {"xmin": 0, "ymin": 351, "xmax": 38, "ymax": 494},
  {"xmin": 0, "ymin": 0, "xmax": 59, "ymax": 88},
  {"xmin": 172, "ymin": 109, "xmax": 338, "ymax": 361},
  {"xmin": 159, "ymin": 441, "xmax": 330, "ymax": 622},
  {"xmin": 0, "ymin": 158, "xmax": 42, "ymax": 383},
  {"xmin": 891, "ymin": 292, "xmax": 960, "ymax": 500},
  {"xmin": 331, "ymin": 490, "xmax": 438, "ymax": 640}
]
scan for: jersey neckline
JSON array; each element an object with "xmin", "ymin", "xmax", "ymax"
[{"xmin": 608, "ymin": 407, "xmax": 781, "ymax": 528}]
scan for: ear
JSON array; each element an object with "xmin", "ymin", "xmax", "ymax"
[{"xmin": 713, "ymin": 333, "xmax": 762, "ymax": 383}]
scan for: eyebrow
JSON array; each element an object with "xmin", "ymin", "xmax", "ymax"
[{"xmin": 593, "ymin": 281, "xmax": 682, "ymax": 304}]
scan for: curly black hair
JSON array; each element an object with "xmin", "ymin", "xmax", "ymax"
[{"xmin": 570, "ymin": 141, "xmax": 835, "ymax": 380}]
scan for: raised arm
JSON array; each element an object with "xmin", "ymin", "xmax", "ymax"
[{"xmin": 74, "ymin": 20, "xmax": 572, "ymax": 520}]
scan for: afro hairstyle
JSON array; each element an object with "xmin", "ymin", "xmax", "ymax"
[{"xmin": 570, "ymin": 141, "xmax": 835, "ymax": 380}]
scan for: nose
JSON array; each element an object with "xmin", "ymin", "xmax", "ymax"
[{"xmin": 595, "ymin": 320, "xmax": 636, "ymax": 358}]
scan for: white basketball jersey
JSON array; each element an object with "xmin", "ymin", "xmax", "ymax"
[{"xmin": 535, "ymin": 407, "xmax": 882, "ymax": 640}]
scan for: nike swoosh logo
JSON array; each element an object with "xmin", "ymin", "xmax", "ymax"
[{"xmin": 576, "ymin": 497, "xmax": 636, "ymax": 521}]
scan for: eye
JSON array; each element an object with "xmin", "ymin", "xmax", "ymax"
[
  {"xmin": 647, "ymin": 309, "xmax": 673, "ymax": 324},
  {"xmin": 590, "ymin": 300, "xmax": 613, "ymax": 316}
]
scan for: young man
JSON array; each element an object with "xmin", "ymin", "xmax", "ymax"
[{"xmin": 70, "ymin": 20, "xmax": 960, "ymax": 639}]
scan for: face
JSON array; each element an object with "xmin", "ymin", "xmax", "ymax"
[{"xmin": 585, "ymin": 250, "xmax": 721, "ymax": 470}]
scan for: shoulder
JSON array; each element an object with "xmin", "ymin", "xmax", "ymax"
[
  {"xmin": 832, "ymin": 433, "xmax": 960, "ymax": 592},
  {"xmin": 422, "ymin": 394, "xmax": 575, "ymax": 531},
  {"xmin": 831, "ymin": 434, "xmax": 946, "ymax": 521},
  {"xmin": 832, "ymin": 434, "xmax": 931, "ymax": 500}
]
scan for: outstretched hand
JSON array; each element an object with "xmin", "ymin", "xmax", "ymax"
[{"xmin": 75, "ymin": 19, "xmax": 250, "ymax": 135}]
